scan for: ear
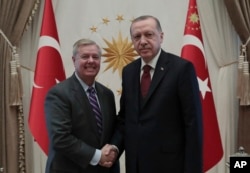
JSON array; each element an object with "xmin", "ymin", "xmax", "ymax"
[
  {"xmin": 160, "ymin": 32, "xmax": 164, "ymax": 43},
  {"xmin": 72, "ymin": 56, "xmax": 76, "ymax": 67}
]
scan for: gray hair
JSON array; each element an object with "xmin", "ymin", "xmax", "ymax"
[
  {"xmin": 130, "ymin": 15, "xmax": 162, "ymax": 34},
  {"xmin": 72, "ymin": 38, "xmax": 102, "ymax": 57}
]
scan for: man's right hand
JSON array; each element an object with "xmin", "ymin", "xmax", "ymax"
[{"xmin": 99, "ymin": 144, "xmax": 118, "ymax": 168}]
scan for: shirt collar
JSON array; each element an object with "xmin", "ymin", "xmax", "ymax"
[
  {"xmin": 74, "ymin": 72, "xmax": 95, "ymax": 92},
  {"xmin": 141, "ymin": 49, "xmax": 161, "ymax": 70}
]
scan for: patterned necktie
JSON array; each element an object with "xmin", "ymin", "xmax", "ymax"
[
  {"xmin": 141, "ymin": 65, "xmax": 151, "ymax": 97},
  {"xmin": 87, "ymin": 87, "xmax": 102, "ymax": 135}
]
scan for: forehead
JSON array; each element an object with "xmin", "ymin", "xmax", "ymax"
[{"xmin": 131, "ymin": 18, "xmax": 157, "ymax": 33}]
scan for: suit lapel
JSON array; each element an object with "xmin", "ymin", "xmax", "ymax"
[
  {"xmin": 141, "ymin": 51, "xmax": 170, "ymax": 108},
  {"xmin": 70, "ymin": 75, "xmax": 87, "ymax": 105},
  {"xmin": 133, "ymin": 60, "xmax": 142, "ymax": 108},
  {"xmin": 70, "ymin": 74, "xmax": 101, "ymax": 140},
  {"xmin": 70, "ymin": 75, "xmax": 90, "ymax": 109}
]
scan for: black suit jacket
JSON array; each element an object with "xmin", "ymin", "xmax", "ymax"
[
  {"xmin": 112, "ymin": 50, "xmax": 203, "ymax": 173},
  {"xmin": 45, "ymin": 74, "xmax": 118, "ymax": 173}
]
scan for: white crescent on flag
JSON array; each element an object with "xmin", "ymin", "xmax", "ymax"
[
  {"xmin": 182, "ymin": 34, "xmax": 206, "ymax": 64},
  {"xmin": 38, "ymin": 35, "xmax": 61, "ymax": 55},
  {"xmin": 33, "ymin": 35, "xmax": 62, "ymax": 89}
]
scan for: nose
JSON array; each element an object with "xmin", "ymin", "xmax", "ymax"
[
  {"xmin": 139, "ymin": 36, "xmax": 148, "ymax": 46},
  {"xmin": 87, "ymin": 56, "xmax": 95, "ymax": 63}
]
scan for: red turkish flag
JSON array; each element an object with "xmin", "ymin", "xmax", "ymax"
[
  {"xmin": 181, "ymin": 0, "xmax": 223, "ymax": 172},
  {"xmin": 28, "ymin": 0, "xmax": 66, "ymax": 155}
]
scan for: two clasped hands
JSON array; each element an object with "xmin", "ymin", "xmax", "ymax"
[{"xmin": 99, "ymin": 144, "xmax": 118, "ymax": 168}]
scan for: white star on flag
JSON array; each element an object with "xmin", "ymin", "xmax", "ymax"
[{"xmin": 197, "ymin": 77, "xmax": 211, "ymax": 99}]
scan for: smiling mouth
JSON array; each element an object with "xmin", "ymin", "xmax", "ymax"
[
  {"xmin": 84, "ymin": 67, "xmax": 97, "ymax": 73},
  {"xmin": 85, "ymin": 65, "xmax": 96, "ymax": 69}
]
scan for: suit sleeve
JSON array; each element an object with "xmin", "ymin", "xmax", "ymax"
[
  {"xmin": 178, "ymin": 61, "xmax": 203, "ymax": 173},
  {"xmin": 110, "ymin": 70, "xmax": 126, "ymax": 157},
  {"xmin": 45, "ymin": 86, "xmax": 96, "ymax": 168}
]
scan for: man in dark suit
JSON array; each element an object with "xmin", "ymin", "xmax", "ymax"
[
  {"xmin": 45, "ymin": 38, "xmax": 119, "ymax": 173},
  {"xmin": 112, "ymin": 15, "xmax": 203, "ymax": 173}
]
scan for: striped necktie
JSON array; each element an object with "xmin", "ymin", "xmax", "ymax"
[{"xmin": 87, "ymin": 87, "xmax": 102, "ymax": 135}]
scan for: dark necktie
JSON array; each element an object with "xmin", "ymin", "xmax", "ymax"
[
  {"xmin": 141, "ymin": 65, "xmax": 151, "ymax": 97},
  {"xmin": 87, "ymin": 87, "xmax": 102, "ymax": 135}
]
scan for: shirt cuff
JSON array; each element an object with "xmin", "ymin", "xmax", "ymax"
[{"xmin": 90, "ymin": 149, "xmax": 101, "ymax": 165}]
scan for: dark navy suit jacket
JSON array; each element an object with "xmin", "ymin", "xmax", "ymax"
[{"xmin": 112, "ymin": 50, "xmax": 203, "ymax": 173}]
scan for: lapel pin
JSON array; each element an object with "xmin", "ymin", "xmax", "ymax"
[{"xmin": 161, "ymin": 67, "xmax": 164, "ymax": 71}]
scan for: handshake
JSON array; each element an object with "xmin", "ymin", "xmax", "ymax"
[{"xmin": 99, "ymin": 144, "xmax": 118, "ymax": 168}]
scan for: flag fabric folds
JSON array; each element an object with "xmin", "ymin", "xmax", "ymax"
[
  {"xmin": 28, "ymin": 0, "xmax": 66, "ymax": 155},
  {"xmin": 181, "ymin": 0, "xmax": 223, "ymax": 172}
]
